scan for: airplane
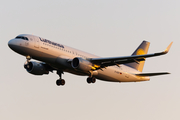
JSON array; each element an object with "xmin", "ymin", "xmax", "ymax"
[{"xmin": 8, "ymin": 34, "xmax": 173, "ymax": 86}]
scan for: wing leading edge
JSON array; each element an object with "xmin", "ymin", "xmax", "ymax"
[{"xmin": 87, "ymin": 42, "xmax": 173, "ymax": 69}]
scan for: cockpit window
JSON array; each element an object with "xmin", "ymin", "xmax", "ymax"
[{"xmin": 15, "ymin": 36, "xmax": 29, "ymax": 40}]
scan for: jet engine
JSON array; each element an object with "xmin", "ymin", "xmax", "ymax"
[
  {"xmin": 71, "ymin": 57, "xmax": 93, "ymax": 72},
  {"xmin": 24, "ymin": 61, "xmax": 49, "ymax": 75}
]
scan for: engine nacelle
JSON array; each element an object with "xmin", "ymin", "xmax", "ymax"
[
  {"xmin": 71, "ymin": 57, "xmax": 93, "ymax": 72},
  {"xmin": 24, "ymin": 61, "xmax": 49, "ymax": 75}
]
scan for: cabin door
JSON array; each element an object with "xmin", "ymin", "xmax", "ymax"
[{"xmin": 34, "ymin": 38, "xmax": 39, "ymax": 48}]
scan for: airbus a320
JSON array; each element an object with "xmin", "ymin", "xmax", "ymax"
[{"xmin": 8, "ymin": 34, "xmax": 173, "ymax": 86}]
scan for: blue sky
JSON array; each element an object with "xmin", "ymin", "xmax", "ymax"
[{"xmin": 0, "ymin": 0, "xmax": 179, "ymax": 120}]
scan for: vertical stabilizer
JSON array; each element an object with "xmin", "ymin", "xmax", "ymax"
[{"xmin": 125, "ymin": 41, "xmax": 150, "ymax": 72}]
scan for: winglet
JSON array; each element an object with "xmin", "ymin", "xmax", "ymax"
[{"xmin": 164, "ymin": 42, "xmax": 173, "ymax": 53}]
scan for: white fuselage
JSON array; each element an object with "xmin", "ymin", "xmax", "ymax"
[{"xmin": 8, "ymin": 34, "xmax": 150, "ymax": 82}]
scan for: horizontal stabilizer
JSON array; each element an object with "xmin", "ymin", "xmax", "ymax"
[{"xmin": 135, "ymin": 72, "xmax": 170, "ymax": 77}]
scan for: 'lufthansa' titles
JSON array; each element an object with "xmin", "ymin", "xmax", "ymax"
[{"xmin": 39, "ymin": 37, "xmax": 64, "ymax": 48}]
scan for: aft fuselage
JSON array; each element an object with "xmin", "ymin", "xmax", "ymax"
[{"xmin": 8, "ymin": 34, "xmax": 150, "ymax": 82}]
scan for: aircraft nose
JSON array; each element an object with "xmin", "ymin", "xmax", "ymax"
[
  {"xmin": 8, "ymin": 39, "xmax": 18, "ymax": 51},
  {"xmin": 8, "ymin": 39, "xmax": 15, "ymax": 49}
]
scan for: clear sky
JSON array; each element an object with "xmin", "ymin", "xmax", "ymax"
[{"xmin": 0, "ymin": 0, "xmax": 179, "ymax": 120}]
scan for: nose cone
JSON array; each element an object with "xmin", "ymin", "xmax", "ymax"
[
  {"xmin": 8, "ymin": 39, "xmax": 14, "ymax": 49},
  {"xmin": 8, "ymin": 39, "xmax": 27, "ymax": 56},
  {"xmin": 8, "ymin": 39, "xmax": 19, "ymax": 51}
]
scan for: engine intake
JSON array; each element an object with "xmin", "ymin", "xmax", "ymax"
[
  {"xmin": 71, "ymin": 57, "xmax": 93, "ymax": 72},
  {"xmin": 24, "ymin": 61, "xmax": 49, "ymax": 75}
]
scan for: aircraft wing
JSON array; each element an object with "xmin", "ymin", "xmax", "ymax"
[{"xmin": 88, "ymin": 42, "xmax": 173, "ymax": 68}]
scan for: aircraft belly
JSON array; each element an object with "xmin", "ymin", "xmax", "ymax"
[
  {"xmin": 96, "ymin": 69, "xmax": 121, "ymax": 82},
  {"xmin": 28, "ymin": 48, "xmax": 57, "ymax": 63},
  {"xmin": 95, "ymin": 67, "xmax": 146, "ymax": 82}
]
